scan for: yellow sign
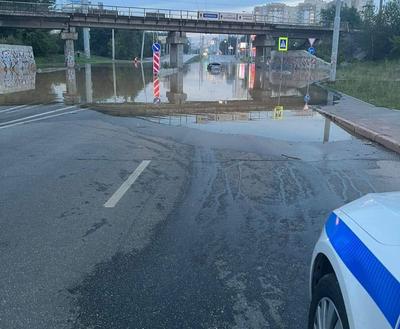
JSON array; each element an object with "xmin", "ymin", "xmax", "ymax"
[
  {"xmin": 278, "ymin": 37, "xmax": 288, "ymax": 52},
  {"xmin": 273, "ymin": 105, "xmax": 284, "ymax": 120}
]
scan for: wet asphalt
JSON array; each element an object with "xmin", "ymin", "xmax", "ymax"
[{"xmin": 1, "ymin": 105, "xmax": 400, "ymax": 329}]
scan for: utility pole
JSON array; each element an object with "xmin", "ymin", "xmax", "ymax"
[
  {"xmin": 83, "ymin": 28, "xmax": 91, "ymax": 59},
  {"xmin": 141, "ymin": 31, "xmax": 145, "ymax": 61},
  {"xmin": 111, "ymin": 29, "xmax": 115, "ymax": 61},
  {"xmin": 330, "ymin": 0, "xmax": 341, "ymax": 81},
  {"xmin": 82, "ymin": 0, "xmax": 91, "ymax": 59}
]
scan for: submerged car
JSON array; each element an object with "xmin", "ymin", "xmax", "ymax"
[
  {"xmin": 207, "ymin": 62, "xmax": 222, "ymax": 73},
  {"xmin": 309, "ymin": 192, "xmax": 400, "ymax": 329}
]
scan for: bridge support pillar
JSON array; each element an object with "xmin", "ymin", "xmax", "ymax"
[
  {"xmin": 166, "ymin": 70, "xmax": 187, "ymax": 104},
  {"xmin": 61, "ymin": 27, "xmax": 78, "ymax": 68},
  {"xmin": 253, "ymin": 35, "xmax": 275, "ymax": 65},
  {"xmin": 167, "ymin": 32, "xmax": 187, "ymax": 68}
]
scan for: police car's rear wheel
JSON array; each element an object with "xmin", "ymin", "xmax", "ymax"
[{"xmin": 308, "ymin": 273, "xmax": 349, "ymax": 329}]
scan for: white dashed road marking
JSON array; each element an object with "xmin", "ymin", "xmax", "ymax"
[
  {"xmin": 0, "ymin": 104, "xmax": 31, "ymax": 114},
  {"xmin": 104, "ymin": 160, "xmax": 151, "ymax": 208},
  {"xmin": 0, "ymin": 106, "xmax": 76, "ymax": 127},
  {"xmin": 0, "ymin": 109, "xmax": 85, "ymax": 130}
]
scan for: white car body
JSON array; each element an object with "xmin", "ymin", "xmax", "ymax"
[{"xmin": 310, "ymin": 192, "xmax": 400, "ymax": 329}]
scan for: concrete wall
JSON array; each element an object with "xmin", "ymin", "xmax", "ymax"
[
  {"xmin": 271, "ymin": 50, "xmax": 330, "ymax": 71},
  {"xmin": 0, "ymin": 70, "xmax": 36, "ymax": 94},
  {"xmin": 270, "ymin": 50, "xmax": 330, "ymax": 85},
  {"xmin": 0, "ymin": 44, "xmax": 36, "ymax": 71}
]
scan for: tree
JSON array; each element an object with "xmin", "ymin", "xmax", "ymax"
[
  {"xmin": 0, "ymin": 28, "xmax": 62, "ymax": 57},
  {"xmin": 76, "ymin": 28, "xmax": 112, "ymax": 57},
  {"xmin": 320, "ymin": 4, "xmax": 362, "ymax": 29},
  {"xmin": 390, "ymin": 35, "xmax": 400, "ymax": 56},
  {"xmin": 0, "ymin": 0, "xmax": 60, "ymax": 57},
  {"xmin": 318, "ymin": 0, "xmax": 400, "ymax": 61},
  {"xmin": 219, "ymin": 36, "xmax": 237, "ymax": 55},
  {"xmin": 359, "ymin": 0, "xmax": 400, "ymax": 59}
]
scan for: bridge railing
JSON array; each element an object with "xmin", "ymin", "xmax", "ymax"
[
  {"xmin": 0, "ymin": 0, "xmax": 56, "ymax": 15},
  {"xmin": 0, "ymin": 0, "xmax": 347, "ymax": 28}
]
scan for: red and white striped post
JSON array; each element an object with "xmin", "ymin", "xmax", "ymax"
[
  {"xmin": 153, "ymin": 74, "xmax": 160, "ymax": 99},
  {"xmin": 153, "ymin": 51, "xmax": 160, "ymax": 75},
  {"xmin": 152, "ymin": 42, "xmax": 161, "ymax": 104}
]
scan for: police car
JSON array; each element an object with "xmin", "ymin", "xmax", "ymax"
[{"xmin": 309, "ymin": 192, "xmax": 400, "ymax": 329}]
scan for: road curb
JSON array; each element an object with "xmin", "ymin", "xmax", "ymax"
[{"xmin": 315, "ymin": 108, "xmax": 400, "ymax": 155}]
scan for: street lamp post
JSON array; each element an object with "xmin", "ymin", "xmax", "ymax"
[{"xmin": 330, "ymin": 0, "xmax": 342, "ymax": 81}]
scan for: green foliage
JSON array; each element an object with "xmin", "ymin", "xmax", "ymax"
[
  {"xmin": 219, "ymin": 36, "xmax": 237, "ymax": 55},
  {"xmin": 76, "ymin": 29, "xmax": 166, "ymax": 60},
  {"xmin": 390, "ymin": 35, "xmax": 400, "ymax": 56},
  {"xmin": 184, "ymin": 40, "xmax": 191, "ymax": 54},
  {"xmin": 330, "ymin": 59, "xmax": 400, "ymax": 109},
  {"xmin": 320, "ymin": 4, "xmax": 362, "ymax": 28},
  {"xmin": 359, "ymin": 1, "xmax": 400, "ymax": 59},
  {"xmin": 319, "ymin": 0, "xmax": 400, "ymax": 61},
  {"xmin": 0, "ymin": 28, "xmax": 62, "ymax": 56}
]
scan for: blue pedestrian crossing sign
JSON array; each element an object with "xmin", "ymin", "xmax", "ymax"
[
  {"xmin": 152, "ymin": 43, "xmax": 161, "ymax": 53},
  {"xmin": 278, "ymin": 37, "xmax": 288, "ymax": 52},
  {"xmin": 308, "ymin": 47, "xmax": 316, "ymax": 55}
]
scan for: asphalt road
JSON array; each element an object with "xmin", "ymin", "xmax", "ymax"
[{"xmin": 1, "ymin": 103, "xmax": 400, "ymax": 329}]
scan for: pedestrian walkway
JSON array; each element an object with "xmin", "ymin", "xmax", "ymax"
[{"xmin": 316, "ymin": 94, "xmax": 400, "ymax": 154}]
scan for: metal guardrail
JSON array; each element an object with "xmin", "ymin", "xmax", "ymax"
[{"xmin": 0, "ymin": 0, "xmax": 344, "ymax": 28}]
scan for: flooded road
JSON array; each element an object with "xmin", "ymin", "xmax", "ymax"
[
  {"xmin": 141, "ymin": 110, "xmax": 351, "ymax": 143},
  {"xmin": 0, "ymin": 59, "xmax": 330, "ymax": 106},
  {"xmin": 1, "ymin": 58, "xmax": 399, "ymax": 329}
]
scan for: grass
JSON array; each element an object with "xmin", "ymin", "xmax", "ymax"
[
  {"xmin": 35, "ymin": 54, "xmax": 131, "ymax": 68},
  {"xmin": 325, "ymin": 60, "xmax": 400, "ymax": 109}
]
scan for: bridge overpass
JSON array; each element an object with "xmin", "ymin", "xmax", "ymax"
[{"xmin": 0, "ymin": 1, "xmax": 343, "ymax": 68}]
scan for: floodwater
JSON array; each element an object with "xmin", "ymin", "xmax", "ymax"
[
  {"xmin": 141, "ymin": 111, "xmax": 350, "ymax": 143},
  {"xmin": 0, "ymin": 59, "xmax": 332, "ymax": 106},
  {"xmin": 0, "ymin": 58, "xmax": 351, "ymax": 142}
]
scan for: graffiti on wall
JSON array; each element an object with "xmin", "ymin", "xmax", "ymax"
[
  {"xmin": 270, "ymin": 50, "xmax": 330, "ymax": 82},
  {"xmin": 0, "ymin": 44, "xmax": 36, "ymax": 71},
  {"xmin": 0, "ymin": 70, "xmax": 36, "ymax": 94},
  {"xmin": 0, "ymin": 44, "xmax": 36, "ymax": 94},
  {"xmin": 270, "ymin": 50, "xmax": 330, "ymax": 70}
]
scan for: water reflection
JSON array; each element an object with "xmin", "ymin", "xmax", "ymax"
[
  {"xmin": 166, "ymin": 70, "xmax": 186, "ymax": 104},
  {"xmin": 0, "ymin": 59, "xmax": 333, "ymax": 108},
  {"xmin": 324, "ymin": 118, "xmax": 332, "ymax": 143},
  {"xmin": 64, "ymin": 67, "xmax": 80, "ymax": 104},
  {"xmin": 85, "ymin": 63, "xmax": 93, "ymax": 104},
  {"xmin": 139, "ymin": 110, "xmax": 350, "ymax": 143}
]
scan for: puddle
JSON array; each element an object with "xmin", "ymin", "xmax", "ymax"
[{"xmin": 140, "ymin": 110, "xmax": 352, "ymax": 143}]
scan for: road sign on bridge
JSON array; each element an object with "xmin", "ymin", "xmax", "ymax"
[{"xmin": 278, "ymin": 37, "xmax": 288, "ymax": 52}]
